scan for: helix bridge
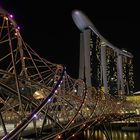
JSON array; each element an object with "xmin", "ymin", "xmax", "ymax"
[{"xmin": 0, "ymin": 8, "xmax": 139, "ymax": 140}]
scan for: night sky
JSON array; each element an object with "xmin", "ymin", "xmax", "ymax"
[{"xmin": 1, "ymin": 1, "xmax": 140, "ymax": 91}]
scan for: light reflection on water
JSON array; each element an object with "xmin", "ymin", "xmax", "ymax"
[
  {"xmin": 23, "ymin": 129, "xmax": 140, "ymax": 140},
  {"xmin": 75, "ymin": 129, "xmax": 140, "ymax": 140}
]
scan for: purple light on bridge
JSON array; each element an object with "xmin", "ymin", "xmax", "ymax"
[
  {"xmin": 9, "ymin": 14, "xmax": 14, "ymax": 18},
  {"xmin": 47, "ymin": 98, "xmax": 51, "ymax": 103},
  {"xmin": 17, "ymin": 26, "xmax": 20, "ymax": 30},
  {"xmin": 33, "ymin": 114, "xmax": 37, "ymax": 118}
]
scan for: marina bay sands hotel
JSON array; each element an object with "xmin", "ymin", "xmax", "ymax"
[{"xmin": 72, "ymin": 10, "xmax": 134, "ymax": 96}]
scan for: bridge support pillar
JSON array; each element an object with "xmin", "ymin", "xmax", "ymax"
[{"xmin": 0, "ymin": 111, "xmax": 7, "ymax": 135}]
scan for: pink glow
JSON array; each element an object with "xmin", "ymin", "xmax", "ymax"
[{"xmin": 9, "ymin": 14, "xmax": 13, "ymax": 18}]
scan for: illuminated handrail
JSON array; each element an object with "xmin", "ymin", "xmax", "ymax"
[{"xmin": 1, "ymin": 67, "xmax": 66, "ymax": 140}]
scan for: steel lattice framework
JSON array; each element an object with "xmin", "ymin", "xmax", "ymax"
[{"xmin": 0, "ymin": 8, "xmax": 139, "ymax": 140}]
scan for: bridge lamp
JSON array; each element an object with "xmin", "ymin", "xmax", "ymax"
[
  {"xmin": 47, "ymin": 98, "xmax": 52, "ymax": 103},
  {"xmin": 33, "ymin": 89, "xmax": 45, "ymax": 99},
  {"xmin": 33, "ymin": 114, "xmax": 38, "ymax": 119},
  {"xmin": 9, "ymin": 14, "xmax": 14, "ymax": 18}
]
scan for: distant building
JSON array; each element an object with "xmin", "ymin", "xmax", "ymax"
[{"xmin": 79, "ymin": 30, "xmax": 134, "ymax": 96}]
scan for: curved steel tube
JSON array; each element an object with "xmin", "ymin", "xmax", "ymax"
[{"xmin": 1, "ymin": 67, "xmax": 66, "ymax": 140}]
